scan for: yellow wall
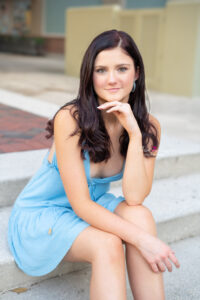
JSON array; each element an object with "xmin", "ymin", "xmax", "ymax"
[
  {"xmin": 120, "ymin": 9, "xmax": 165, "ymax": 91},
  {"xmin": 65, "ymin": 1, "xmax": 200, "ymax": 97},
  {"xmin": 66, "ymin": 5, "xmax": 120, "ymax": 77},
  {"xmin": 161, "ymin": 1, "xmax": 200, "ymax": 97},
  {"xmin": 193, "ymin": 14, "xmax": 200, "ymax": 97}
]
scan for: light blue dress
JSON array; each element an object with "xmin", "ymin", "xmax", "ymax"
[{"xmin": 7, "ymin": 149, "xmax": 125, "ymax": 277}]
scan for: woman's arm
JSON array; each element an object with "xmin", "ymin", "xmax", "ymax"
[
  {"xmin": 54, "ymin": 108, "xmax": 179, "ymax": 273},
  {"xmin": 122, "ymin": 115, "xmax": 161, "ymax": 206},
  {"xmin": 97, "ymin": 102, "xmax": 161, "ymax": 206}
]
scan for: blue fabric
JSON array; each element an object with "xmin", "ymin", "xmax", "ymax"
[{"xmin": 7, "ymin": 149, "xmax": 125, "ymax": 276}]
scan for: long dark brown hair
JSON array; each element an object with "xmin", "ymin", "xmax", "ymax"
[{"xmin": 45, "ymin": 29, "xmax": 159, "ymax": 162}]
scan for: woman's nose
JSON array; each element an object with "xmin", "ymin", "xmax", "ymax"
[{"xmin": 107, "ymin": 71, "xmax": 117, "ymax": 84}]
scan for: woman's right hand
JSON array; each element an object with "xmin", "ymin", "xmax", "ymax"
[{"xmin": 136, "ymin": 232, "xmax": 180, "ymax": 273}]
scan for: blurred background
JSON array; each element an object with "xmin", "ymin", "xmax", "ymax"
[
  {"xmin": 0, "ymin": 0, "xmax": 200, "ymax": 96},
  {"xmin": 0, "ymin": 0, "xmax": 200, "ymax": 153},
  {"xmin": 0, "ymin": 1, "xmax": 200, "ymax": 299}
]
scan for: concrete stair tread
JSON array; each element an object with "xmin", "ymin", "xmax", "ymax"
[
  {"xmin": 1, "ymin": 172, "xmax": 200, "ymax": 292},
  {"xmin": 0, "ymin": 149, "xmax": 48, "ymax": 182},
  {"xmin": 112, "ymin": 172, "xmax": 200, "ymax": 223},
  {"xmin": 0, "ymin": 89, "xmax": 59, "ymax": 119}
]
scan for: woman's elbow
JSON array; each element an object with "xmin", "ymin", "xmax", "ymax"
[
  {"xmin": 123, "ymin": 183, "xmax": 151, "ymax": 204},
  {"xmin": 125, "ymin": 186, "xmax": 152, "ymax": 206}
]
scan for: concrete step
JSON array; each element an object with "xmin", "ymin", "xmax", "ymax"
[
  {"xmin": 1, "ymin": 172, "xmax": 200, "ymax": 293},
  {"xmin": 1, "ymin": 134, "xmax": 200, "ymax": 208},
  {"xmin": 0, "ymin": 149, "xmax": 47, "ymax": 208},
  {"xmin": 0, "ymin": 89, "xmax": 60, "ymax": 119},
  {"xmin": 0, "ymin": 234, "xmax": 199, "ymax": 300}
]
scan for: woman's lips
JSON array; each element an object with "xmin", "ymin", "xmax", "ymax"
[{"xmin": 106, "ymin": 88, "xmax": 120, "ymax": 92}]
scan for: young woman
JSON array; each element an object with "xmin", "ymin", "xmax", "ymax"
[{"xmin": 8, "ymin": 30, "xmax": 180, "ymax": 299}]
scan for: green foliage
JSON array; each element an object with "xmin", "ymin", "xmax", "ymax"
[{"xmin": 0, "ymin": 35, "xmax": 45, "ymax": 55}]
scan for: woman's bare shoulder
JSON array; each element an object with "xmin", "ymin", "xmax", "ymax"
[
  {"xmin": 54, "ymin": 104, "xmax": 78, "ymax": 130},
  {"xmin": 148, "ymin": 113, "xmax": 161, "ymax": 135},
  {"xmin": 55, "ymin": 103, "xmax": 77, "ymax": 118},
  {"xmin": 148, "ymin": 113, "xmax": 160, "ymax": 124}
]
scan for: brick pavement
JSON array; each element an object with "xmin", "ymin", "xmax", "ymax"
[{"xmin": 0, "ymin": 103, "xmax": 52, "ymax": 153}]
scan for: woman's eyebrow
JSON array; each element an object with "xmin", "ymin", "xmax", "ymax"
[{"xmin": 94, "ymin": 63, "xmax": 131, "ymax": 68}]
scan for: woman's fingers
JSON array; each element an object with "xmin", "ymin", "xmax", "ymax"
[
  {"xmin": 151, "ymin": 263, "xmax": 159, "ymax": 273},
  {"xmin": 152, "ymin": 252, "xmax": 180, "ymax": 274},
  {"xmin": 151, "ymin": 259, "xmax": 170, "ymax": 273},
  {"xmin": 97, "ymin": 101, "xmax": 120, "ymax": 109},
  {"xmin": 148, "ymin": 249, "xmax": 180, "ymax": 274},
  {"xmin": 157, "ymin": 261, "xmax": 167, "ymax": 272},
  {"xmin": 159, "ymin": 249, "xmax": 180, "ymax": 273},
  {"xmin": 163, "ymin": 257, "xmax": 172, "ymax": 272},
  {"xmin": 106, "ymin": 107, "xmax": 122, "ymax": 113},
  {"xmin": 136, "ymin": 230, "xmax": 180, "ymax": 274},
  {"xmin": 168, "ymin": 251, "xmax": 180, "ymax": 269}
]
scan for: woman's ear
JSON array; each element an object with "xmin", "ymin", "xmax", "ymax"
[{"xmin": 135, "ymin": 66, "xmax": 139, "ymax": 81}]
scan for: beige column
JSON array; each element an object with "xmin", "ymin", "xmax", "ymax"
[
  {"xmin": 65, "ymin": 5, "xmax": 121, "ymax": 76},
  {"xmin": 161, "ymin": 0, "xmax": 200, "ymax": 97},
  {"xmin": 102, "ymin": 0, "xmax": 123, "ymax": 5},
  {"xmin": 30, "ymin": 0, "xmax": 44, "ymax": 36}
]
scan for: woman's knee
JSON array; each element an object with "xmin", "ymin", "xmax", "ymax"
[
  {"xmin": 62, "ymin": 226, "xmax": 124, "ymax": 264},
  {"xmin": 94, "ymin": 232, "xmax": 125, "ymax": 264},
  {"xmin": 115, "ymin": 201, "xmax": 157, "ymax": 235},
  {"xmin": 130, "ymin": 204, "xmax": 154, "ymax": 221}
]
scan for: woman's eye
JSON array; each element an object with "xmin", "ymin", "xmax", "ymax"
[
  {"xmin": 118, "ymin": 67, "xmax": 128, "ymax": 72},
  {"xmin": 96, "ymin": 69, "xmax": 105, "ymax": 73}
]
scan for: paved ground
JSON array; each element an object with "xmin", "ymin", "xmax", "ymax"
[
  {"xmin": 0, "ymin": 103, "xmax": 51, "ymax": 153},
  {"xmin": 0, "ymin": 53, "xmax": 79, "ymax": 104}
]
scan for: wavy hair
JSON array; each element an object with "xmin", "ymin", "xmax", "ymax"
[{"xmin": 45, "ymin": 29, "xmax": 159, "ymax": 162}]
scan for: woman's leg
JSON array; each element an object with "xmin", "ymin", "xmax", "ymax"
[
  {"xmin": 114, "ymin": 201, "xmax": 165, "ymax": 300},
  {"xmin": 63, "ymin": 225, "xmax": 127, "ymax": 300}
]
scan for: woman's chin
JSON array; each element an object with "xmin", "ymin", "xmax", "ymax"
[{"xmin": 99, "ymin": 95, "xmax": 127, "ymax": 102}]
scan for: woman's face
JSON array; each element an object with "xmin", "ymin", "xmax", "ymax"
[{"xmin": 93, "ymin": 47, "xmax": 138, "ymax": 104}]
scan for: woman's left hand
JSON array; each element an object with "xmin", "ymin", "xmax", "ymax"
[{"xmin": 97, "ymin": 101, "xmax": 141, "ymax": 138}]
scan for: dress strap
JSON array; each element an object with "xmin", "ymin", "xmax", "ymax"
[
  {"xmin": 83, "ymin": 149, "xmax": 90, "ymax": 179},
  {"xmin": 44, "ymin": 149, "xmax": 57, "ymax": 168}
]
